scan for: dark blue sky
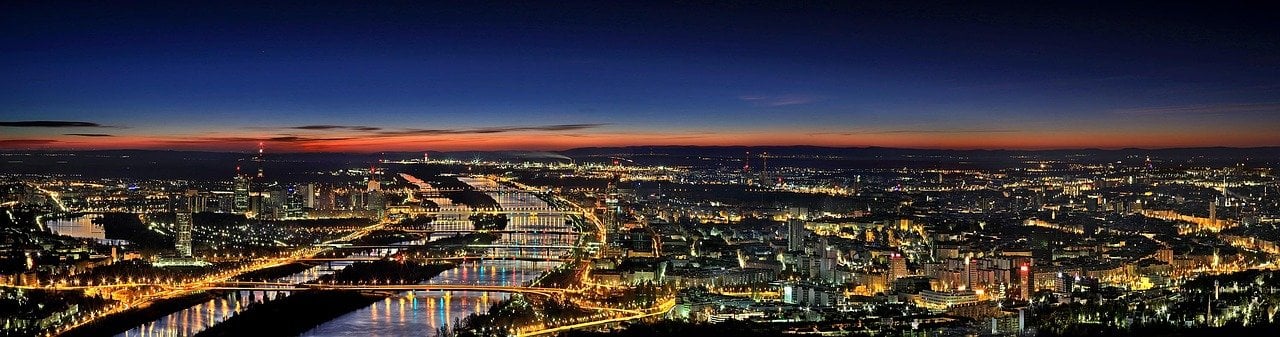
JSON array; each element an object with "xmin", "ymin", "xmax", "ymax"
[{"xmin": 2, "ymin": 1, "xmax": 1278, "ymax": 151}]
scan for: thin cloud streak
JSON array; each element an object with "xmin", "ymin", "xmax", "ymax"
[
  {"xmin": 75, "ymin": 123, "xmax": 613, "ymax": 151},
  {"xmin": 1111, "ymin": 102, "xmax": 1280, "ymax": 116},
  {"xmin": 0, "ymin": 139, "xmax": 61, "ymax": 146},
  {"xmin": 259, "ymin": 123, "xmax": 608, "ymax": 137},
  {"xmin": 814, "ymin": 129, "xmax": 1021, "ymax": 136},
  {"xmin": 738, "ymin": 94, "xmax": 822, "ymax": 107},
  {"xmin": 157, "ymin": 136, "xmax": 357, "ymax": 144},
  {"xmin": 0, "ymin": 121, "xmax": 105, "ymax": 128},
  {"xmin": 63, "ymin": 133, "xmax": 116, "ymax": 137},
  {"xmin": 289, "ymin": 125, "xmax": 383, "ymax": 131},
  {"xmin": 373, "ymin": 123, "xmax": 608, "ymax": 136}
]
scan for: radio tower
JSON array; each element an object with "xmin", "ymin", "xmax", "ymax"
[
  {"xmin": 255, "ymin": 141, "xmax": 265, "ymax": 179},
  {"xmin": 743, "ymin": 151, "xmax": 751, "ymax": 173}
]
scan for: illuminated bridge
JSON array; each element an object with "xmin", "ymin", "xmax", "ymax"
[
  {"xmin": 296, "ymin": 256, "xmax": 574, "ymax": 263},
  {"xmin": 206, "ymin": 281, "xmax": 568, "ymax": 297}
]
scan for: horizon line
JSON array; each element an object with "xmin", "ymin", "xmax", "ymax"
[{"xmin": 2, "ymin": 144, "xmax": 1279, "ymax": 155}]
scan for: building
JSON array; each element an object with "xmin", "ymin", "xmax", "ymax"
[
  {"xmin": 233, "ymin": 174, "xmax": 251, "ymax": 213},
  {"xmin": 303, "ymin": 183, "xmax": 317, "ymax": 209},
  {"xmin": 890, "ymin": 252, "xmax": 909, "ymax": 280},
  {"xmin": 1157, "ymin": 247, "xmax": 1175, "ymax": 265},
  {"xmin": 787, "ymin": 219, "xmax": 807, "ymax": 251},
  {"xmin": 174, "ymin": 211, "xmax": 192, "ymax": 257},
  {"xmin": 919, "ymin": 289, "xmax": 979, "ymax": 310},
  {"xmin": 175, "ymin": 189, "xmax": 195, "ymax": 257},
  {"xmin": 1018, "ymin": 262, "xmax": 1032, "ymax": 300},
  {"xmin": 285, "ymin": 184, "xmax": 306, "ymax": 218},
  {"xmin": 784, "ymin": 282, "xmax": 841, "ymax": 308}
]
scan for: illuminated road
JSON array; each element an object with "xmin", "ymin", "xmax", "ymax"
[
  {"xmin": 31, "ymin": 183, "xmax": 68, "ymax": 212},
  {"xmin": 515, "ymin": 298, "xmax": 677, "ymax": 337}
]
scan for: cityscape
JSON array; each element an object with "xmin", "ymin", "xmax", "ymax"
[{"xmin": 3, "ymin": 2, "xmax": 1280, "ymax": 337}]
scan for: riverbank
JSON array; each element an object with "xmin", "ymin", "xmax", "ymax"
[
  {"xmin": 192, "ymin": 290, "xmax": 382, "ymax": 337},
  {"xmin": 233, "ymin": 262, "xmax": 316, "ymax": 282},
  {"xmin": 60, "ymin": 291, "xmax": 218, "ymax": 337}
]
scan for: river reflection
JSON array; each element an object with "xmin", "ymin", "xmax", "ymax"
[
  {"xmin": 45, "ymin": 214, "xmax": 104, "ymax": 240},
  {"xmin": 301, "ymin": 260, "xmax": 560, "ymax": 337},
  {"xmin": 116, "ymin": 290, "xmax": 290, "ymax": 337}
]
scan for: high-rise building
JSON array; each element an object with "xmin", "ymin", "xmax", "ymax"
[
  {"xmin": 349, "ymin": 189, "xmax": 366, "ymax": 211},
  {"xmin": 233, "ymin": 174, "xmax": 251, "ymax": 213},
  {"xmin": 1209, "ymin": 200, "xmax": 1217, "ymax": 224},
  {"xmin": 1017, "ymin": 261, "xmax": 1032, "ymax": 301},
  {"xmin": 605, "ymin": 175, "xmax": 623, "ymax": 246},
  {"xmin": 964, "ymin": 256, "xmax": 976, "ymax": 290},
  {"xmin": 175, "ymin": 190, "xmax": 195, "ymax": 257},
  {"xmin": 367, "ymin": 190, "xmax": 385, "ymax": 217},
  {"xmin": 267, "ymin": 188, "xmax": 286, "ymax": 219},
  {"xmin": 787, "ymin": 219, "xmax": 807, "ymax": 251},
  {"xmin": 304, "ymin": 183, "xmax": 317, "ymax": 209},
  {"xmin": 285, "ymin": 184, "xmax": 306, "ymax": 218},
  {"xmin": 316, "ymin": 185, "xmax": 334, "ymax": 211},
  {"xmin": 175, "ymin": 211, "xmax": 193, "ymax": 257}
]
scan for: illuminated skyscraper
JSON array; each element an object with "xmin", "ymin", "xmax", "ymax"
[
  {"xmin": 233, "ymin": 173, "xmax": 251, "ymax": 214},
  {"xmin": 304, "ymin": 183, "xmax": 317, "ymax": 209},
  {"xmin": 175, "ymin": 211, "xmax": 192, "ymax": 257},
  {"xmin": 366, "ymin": 166, "xmax": 385, "ymax": 218},
  {"xmin": 787, "ymin": 207, "xmax": 808, "ymax": 251},
  {"xmin": 1019, "ymin": 263, "xmax": 1032, "ymax": 300},
  {"xmin": 787, "ymin": 219, "xmax": 807, "ymax": 251},
  {"xmin": 175, "ymin": 189, "xmax": 195, "ymax": 257},
  {"xmin": 285, "ymin": 184, "xmax": 305, "ymax": 218}
]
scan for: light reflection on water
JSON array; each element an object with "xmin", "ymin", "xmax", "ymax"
[
  {"xmin": 45, "ymin": 214, "xmax": 105, "ymax": 240},
  {"xmin": 301, "ymin": 260, "xmax": 561, "ymax": 337},
  {"xmin": 117, "ymin": 290, "xmax": 288, "ymax": 337}
]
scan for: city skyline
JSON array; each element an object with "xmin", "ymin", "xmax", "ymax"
[
  {"xmin": 4, "ymin": 2, "xmax": 1279, "ymax": 151},
  {"xmin": 6, "ymin": 3, "xmax": 1280, "ymax": 336}
]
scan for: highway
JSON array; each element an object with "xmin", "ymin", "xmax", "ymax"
[
  {"xmin": 298, "ymin": 256, "xmax": 575, "ymax": 262},
  {"xmin": 515, "ymin": 298, "xmax": 677, "ymax": 337}
]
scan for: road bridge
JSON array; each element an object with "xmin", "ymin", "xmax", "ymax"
[
  {"xmin": 206, "ymin": 282, "xmax": 567, "ymax": 297},
  {"xmin": 296, "ymin": 256, "xmax": 574, "ymax": 263}
]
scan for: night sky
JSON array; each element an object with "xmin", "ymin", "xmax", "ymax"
[{"xmin": 2, "ymin": 1, "xmax": 1278, "ymax": 151}]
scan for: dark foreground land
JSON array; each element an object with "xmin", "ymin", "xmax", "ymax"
[
  {"xmin": 60, "ymin": 291, "xmax": 217, "ymax": 337},
  {"xmin": 193, "ymin": 290, "xmax": 382, "ymax": 337}
]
